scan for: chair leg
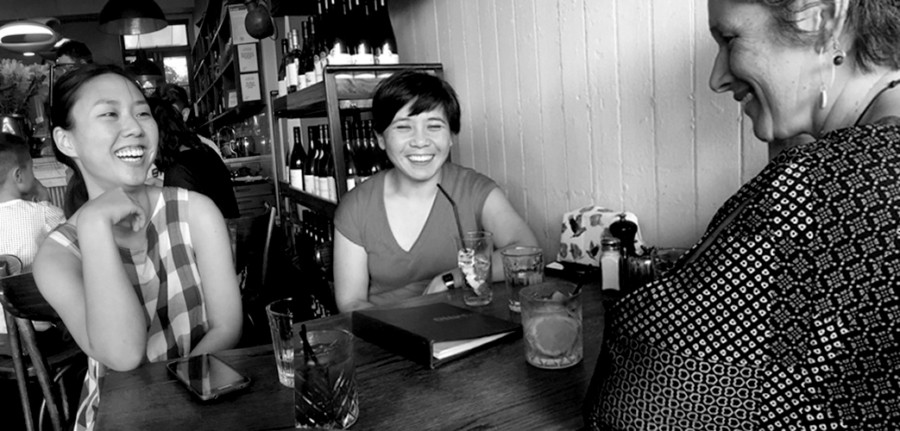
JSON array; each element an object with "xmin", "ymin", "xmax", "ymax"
[
  {"xmin": 6, "ymin": 312, "xmax": 35, "ymax": 431},
  {"xmin": 17, "ymin": 319, "xmax": 63, "ymax": 431}
]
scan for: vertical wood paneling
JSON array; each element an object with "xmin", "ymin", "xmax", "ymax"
[
  {"xmin": 653, "ymin": 0, "xmax": 698, "ymax": 247},
  {"xmin": 389, "ymin": 0, "xmax": 770, "ymax": 257},
  {"xmin": 495, "ymin": 0, "xmax": 527, "ymax": 214},
  {"xmin": 515, "ymin": 0, "xmax": 555, "ymax": 253},
  {"xmin": 478, "ymin": 1, "xmax": 507, "ymax": 185},
  {"xmin": 558, "ymin": 0, "xmax": 593, "ymax": 210},
  {"xmin": 618, "ymin": 0, "xmax": 659, "ymax": 243},
  {"xmin": 585, "ymin": 0, "xmax": 624, "ymax": 213},
  {"xmin": 533, "ymin": 0, "xmax": 569, "ymax": 253}
]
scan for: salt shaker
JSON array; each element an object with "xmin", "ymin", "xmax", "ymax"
[{"xmin": 600, "ymin": 237, "xmax": 622, "ymax": 291}]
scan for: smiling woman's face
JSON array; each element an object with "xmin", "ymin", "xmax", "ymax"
[
  {"xmin": 708, "ymin": 0, "xmax": 822, "ymax": 142},
  {"xmin": 377, "ymin": 100, "xmax": 453, "ymax": 184}
]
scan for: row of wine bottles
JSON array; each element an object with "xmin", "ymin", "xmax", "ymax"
[
  {"xmin": 288, "ymin": 119, "xmax": 392, "ymax": 201},
  {"xmin": 284, "ymin": 204, "xmax": 335, "ymax": 277},
  {"xmin": 278, "ymin": 0, "xmax": 399, "ymax": 95}
]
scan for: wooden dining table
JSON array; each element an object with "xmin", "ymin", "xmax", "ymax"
[{"xmin": 95, "ymin": 279, "xmax": 613, "ymax": 431}]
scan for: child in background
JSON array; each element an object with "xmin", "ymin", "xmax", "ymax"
[
  {"xmin": 0, "ymin": 133, "xmax": 64, "ymax": 344},
  {"xmin": 0, "ymin": 133, "xmax": 65, "ymax": 270}
]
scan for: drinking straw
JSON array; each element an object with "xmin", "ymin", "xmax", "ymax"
[
  {"xmin": 572, "ymin": 280, "xmax": 585, "ymax": 297},
  {"xmin": 437, "ymin": 184, "xmax": 467, "ymax": 251},
  {"xmin": 299, "ymin": 324, "xmax": 320, "ymax": 366}
]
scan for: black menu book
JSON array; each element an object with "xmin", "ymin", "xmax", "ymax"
[{"xmin": 351, "ymin": 302, "xmax": 521, "ymax": 369}]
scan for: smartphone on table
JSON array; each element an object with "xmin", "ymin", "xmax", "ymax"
[{"xmin": 166, "ymin": 353, "xmax": 251, "ymax": 401}]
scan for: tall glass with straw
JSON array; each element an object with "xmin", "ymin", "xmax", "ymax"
[{"xmin": 438, "ymin": 184, "xmax": 493, "ymax": 306}]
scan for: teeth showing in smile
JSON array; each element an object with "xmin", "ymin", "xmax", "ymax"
[
  {"xmin": 408, "ymin": 154, "xmax": 434, "ymax": 163},
  {"xmin": 115, "ymin": 147, "xmax": 145, "ymax": 162}
]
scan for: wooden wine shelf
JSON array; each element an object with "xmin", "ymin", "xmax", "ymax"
[{"xmin": 278, "ymin": 181, "xmax": 337, "ymax": 219}]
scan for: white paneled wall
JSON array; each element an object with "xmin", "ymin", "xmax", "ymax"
[{"xmin": 388, "ymin": 0, "xmax": 769, "ymax": 258}]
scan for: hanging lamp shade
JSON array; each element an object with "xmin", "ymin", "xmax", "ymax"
[
  {"xmin": 98, "ymin": 0, "xmax": 168, "ymax": 35},
  {"xmin": 0, "ymin": 18, "xmax": 61, "ymax": 55}
]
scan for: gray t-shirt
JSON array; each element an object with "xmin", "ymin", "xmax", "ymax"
[{"xmin": 334, "ymin": 162, "xmax": 497, "ymax": 304}]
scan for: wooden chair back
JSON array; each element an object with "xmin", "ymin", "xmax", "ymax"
[{"xmin": 0, "ymin": 271, "xmax": 69, "ymax": 431}]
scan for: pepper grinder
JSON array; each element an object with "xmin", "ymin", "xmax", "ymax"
[{"xmin": 608, "ymin": 213, "xmax": 638, "ymax": 257}]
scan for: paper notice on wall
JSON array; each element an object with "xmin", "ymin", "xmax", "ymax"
[
  {"xmin": 240, "ymin": 73, "xmax": 261, "ymax": 102},
  {"xmin": 237, "ymin": 44, "xmax": 259, "ymax": 73},
  {"xmin": 228, "ymin": 5, "xmax": 254, "ymax": 45}
]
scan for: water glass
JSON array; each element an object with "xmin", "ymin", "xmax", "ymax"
[
  {"xmin": 294, "ymin": 330, "xmax": 359, "ymax": 429},
  {"xmin": 458, "ymin": 231, "xmax": 493, "ymax": 306},
  {"xmin": 520, "ymin": 282, "xmax": 583, "ymax": 369},
  {"xmin": 501, "ymin": 246, "xmax": 544, "ymax": 312},
  {"xmin": 265, "ymin": 298, "xmax": 305, "ymax": 387}
]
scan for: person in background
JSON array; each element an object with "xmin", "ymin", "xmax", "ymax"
[
  {"xmin": 55, "ymin": 40, "xmax": 93, "ymax": 66},
  {"xmin": 155, "ymin": 83, "xmax": 223, "ymax": 159},
  {"xmin": 333, "ymin": 70, "xmax": 539, "ymax": 312},
  {"xmin": 585, "ymin": 0, "xmax": 900, "ymax": 429},
  {"xmin": 0, "ymin": 133, "xmax": 64, "ymax": 271},
  {"xmin": 0, "ymin": 133, "xmax": 64, "ymax": 347},
  {"xmin": 34, "ymin": 64, "xmax": 242, "ymax": 430},
  {"xmin": 148, "ymin": 96, "xmax": 239, "ymax": 219}
]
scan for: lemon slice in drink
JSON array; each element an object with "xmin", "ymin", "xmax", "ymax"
[{"xmin": 527, "ymin": 314, "xmax": 579, "ymax": 357}]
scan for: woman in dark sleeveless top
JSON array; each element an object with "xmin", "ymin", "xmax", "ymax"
[{"xmin": 585, "ymin": 0, "xmax": 900, "ymax": 429}]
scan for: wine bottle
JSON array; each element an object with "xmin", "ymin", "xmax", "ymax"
[
  {"xmin": 289, "ymin": 126, "xmax": 306, "ymax": 190},
  {"xmin": 317, "ymin": 125, "xmax": 337, "ymax": 202},
  {"xmin": 304, "ymin": 126, "xmax": 319, "ymax": 196},
  {"xmin": 286, "ymin": 28, "xmax": 301, "ymax": 93},
  {"xmin": 344, "ymin": 127, "xmax": 360, "ymax": 192},
  {"xmin": 304, "ymin": 18, "xmax": 318, "ymax": 85},
  {"xmin": 278, "ymin": 38, "xmax": 289, "ymax": 96},
  {"xmin": 353, "ymin": 0, "xmax": 376, "ymax": 78},
  {"xmin": 373, "ymin": 0, "xmax": 399, "ymax": 65}
]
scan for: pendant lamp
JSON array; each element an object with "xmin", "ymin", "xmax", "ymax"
[
  {"xmin": 98, "ymin": 0, "xmax": 168, "ymax": 35},
  {"xmin": 0, "ymin": 18, "xmax": 61, "ymax": 55}
]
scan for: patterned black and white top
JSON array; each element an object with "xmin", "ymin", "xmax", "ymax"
[{"xmin": 586, "ymin": 121, "xmax": 900, "ymax": 430}]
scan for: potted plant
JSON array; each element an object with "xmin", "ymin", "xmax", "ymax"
[{"xmin": 0, "ymin": 59, "xmax": 50, "ymax": 140}]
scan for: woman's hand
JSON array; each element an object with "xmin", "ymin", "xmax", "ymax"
[
  {"xmin": 79, "ymin": 187, "xmax": 147, "ymax": 233},
  {"xmin": 422, "ymin": 268, "xmax": 460, "ymax": 295}
]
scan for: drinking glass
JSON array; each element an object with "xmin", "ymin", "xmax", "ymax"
[
  {"xmin": 294, "ymin": 329, "xmax": 359, "ymax": 429},
  {"xmin": 501, "ymin": 246, "xmax": 544, "ymax": 312},
  {"xmin": 265, "ymin": 298, "xmax": 306, "ymax": 387},
  {"xmin": 458, "ymin": 231, "xmax": 493, "ymax": 306},
  {"xmin": 520, "ymin": 282, "xmax": 583, "ymax": 369}
]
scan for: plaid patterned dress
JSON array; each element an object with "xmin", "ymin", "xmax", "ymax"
[
  {"xmin": 47, "ymin": 187, "xmax": 209, "ymax": 431},
  {"xmin": 586, "ymin": 122, "xmax": 900, "ymax": 430}
]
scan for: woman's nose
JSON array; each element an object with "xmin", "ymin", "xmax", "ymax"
[
  {"xmin": 709, "ymin": 49, "xmax": 733, "ymax": 94},
  {"xmin": 121, "ymin": 113, "xmax": 145, "ymax": 136},
  {"xmin": 410, "ymin": 127, "xmax": 429, "ymax": 147}
]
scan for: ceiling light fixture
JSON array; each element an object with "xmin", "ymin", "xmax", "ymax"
[
  {"xmin": 98, "ymin": 0, "xmax": 168, "ymax": 35},
  {"xmin": 0, "ymin": 18, "xmax": 61, "ymax": 55}
]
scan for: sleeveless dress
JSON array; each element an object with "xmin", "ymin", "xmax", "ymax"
[
  {"xmin": 46, "ymin": 187, "xmax": 210, "ymax": 431},
  {"xmin": 585, "ymin": 122, "xmax": 900, "ymax": 430}
]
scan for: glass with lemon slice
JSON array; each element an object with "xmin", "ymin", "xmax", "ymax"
[{"xmin": 520, "ymin": 281, "xmax": 583, "ymax": 369}]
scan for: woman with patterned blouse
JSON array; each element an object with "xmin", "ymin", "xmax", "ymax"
[
  {"xmin": 33, "ymin": 64, "xmax": 242, "ymax": 430},
  {"xmin": 586, "ymin": 0, "xmax": 900, "ymax": 429}
]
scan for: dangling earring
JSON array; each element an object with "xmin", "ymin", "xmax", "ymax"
[{"xmin": 832, "ymin": 39, "xmax": 846, "ymax": 66}]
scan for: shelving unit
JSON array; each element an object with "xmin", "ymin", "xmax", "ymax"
[
  {"xmin": 271, "ymin": 63, "xmax": 444, "ymax": 217},
  {"xmin": 191, "ymin": 1, "xmax": 265, "ymax": 136}
]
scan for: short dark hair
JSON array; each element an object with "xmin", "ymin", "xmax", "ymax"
[
  {"xmin": 0, "ymin": 133, "xmax": 30, "ymax": 187},
  {"xmin": 156, "ymin": 83, "xmax": 190, "ymax": 112},
  {"xmin": 372, "ymin": 70, "xmax": 461, "ymax": 135},
  {"xmin": 750, "ymin": 0, "xmax": 900, "ymax": 72},
  {"xmin": 56, "ymin": 40, "xmax": 93, "ymax": 64}
]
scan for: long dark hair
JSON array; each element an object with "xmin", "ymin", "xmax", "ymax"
[
  {"xmin": 51, "ymin": 64, "xmax": 142, "ymax": 217},
  {"xmin": 147, "ymin": 95, "xmax": 215, "ymax": 172}
]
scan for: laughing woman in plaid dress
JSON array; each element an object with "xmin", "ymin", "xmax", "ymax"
[{"xmin": 33, "ymin": 64, "xmax": 242, "ymax": 430}]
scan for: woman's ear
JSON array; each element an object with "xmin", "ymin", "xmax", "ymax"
[
  {"xmin": 181, "ymin": 107, "xmax": 191, "ymax": 123},
  {"xmin": 376, "ymin": 133, "xmax": 386, "ymax": 150},
  {"xmin": 52, "ymin": 126, "xmax": 77, "ymax": 158}
]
